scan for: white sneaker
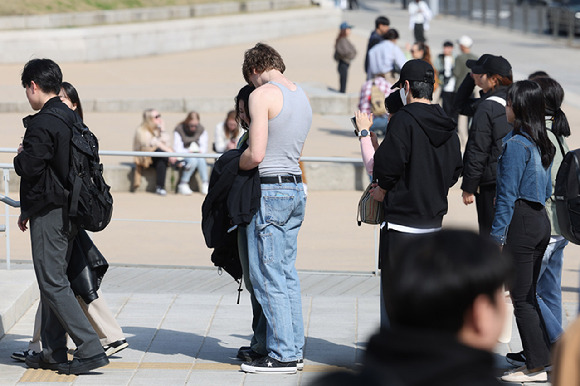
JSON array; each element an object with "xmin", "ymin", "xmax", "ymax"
[
  {"xmin": 201, "ymin": 182, "xmax": 209, "ymax": 195},
  {"xmin": 177, "ymin": 183, "xmax": 193, "ymax": 195},
  {"xmin": 501, "ymin": 366, "xmax": 548, "ymax": 383},
  {"xmin": 155, "ymin": 187, "xmax": 167, "ymax": 196}
]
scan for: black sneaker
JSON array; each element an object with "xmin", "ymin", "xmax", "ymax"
[
  {"xmin": 237, "ymin": 346, "xmax": 264, "ymax": 362},
  {"xmin": 506, "ymin": 351, "xmax": 526, "ymax": 367},
  {"xmin": 103, "ymin": 339, "xmax": 129, "ymax": 356},
  {"xmin": 57, "ymin": 352, "xmax": 109, "ymax": 375},
  {"xmin": 24, "ymin": 352, "xmax": 64, "ymax": 371},
  {"xmin": 11, "ymin": 349, "xmax": 38, "ymax": 362},
  {"xmin": 241, "ymin": 356, "xmax": 297, "ymax": 374}
]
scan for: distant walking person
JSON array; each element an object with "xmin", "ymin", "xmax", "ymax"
[
  {"xmin": 334, "ymin": 22, "xmax": 357, "ymax": 93},
  {"xmin": 239, "ymin": 43, "xmax": 311, "ymax": 374},
  {"xmin": 492, "ymin": 80, "xmax": 554, "ymax": 383},
  {"xmin": 408, "ymin": 0, "xmax": 432, "ymax": 43},
  {"xmin": 365, "ymin": 16, "xmax": 390, "ymax": 77},
  {"xmin": 14, "ymin": 58, "xmax": 108, "ymax": 375}
]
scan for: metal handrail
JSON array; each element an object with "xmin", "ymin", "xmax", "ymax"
[{"xmin": 0, "ymin": 150, "xmax": 369, "ymax": 271}]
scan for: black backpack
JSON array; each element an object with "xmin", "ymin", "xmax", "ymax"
[
  {"xmin": 555, "ymin": 146, "xmax": 580, "ymax": 244},
  {"xmin": 43, "ymin": 108, "xmax": 113, "ymax": 232}
]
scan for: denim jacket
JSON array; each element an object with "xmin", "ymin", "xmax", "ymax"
[{"xmin": 490, "ymin": 131, "xmax": 552, "ymax": 245}]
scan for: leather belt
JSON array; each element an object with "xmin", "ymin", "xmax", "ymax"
[{"xmin": 260, "ymin": 175, "xmax": 302, "ymax": 184}]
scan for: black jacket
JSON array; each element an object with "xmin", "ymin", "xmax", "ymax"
[
  {"xmin": 373, "ymin": 102, "xmax": 462, "ymax": 228},
  {"xmin": 313, "ymin": 327, "xmax": 500, "ymax": 386},
  {"xmin": 455, "ymin": 76, "xmax": 512, "ymax": 192},
  {"xmin": 67, "ymin": 229, "xmax": 108, "ymax": 304},
  {"xmin": 201, "ymin": 149, "xmax": 260, "ymax": 280},
  {"xmin": 14, "ymin": 97, "xmax": 75, "ymax": 219}
]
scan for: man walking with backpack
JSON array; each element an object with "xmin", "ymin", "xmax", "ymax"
[{"xmin": 14, "ymin": 58, "xmax": 108, "ymax": 375}]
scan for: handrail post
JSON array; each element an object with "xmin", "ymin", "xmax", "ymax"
[{"xmin": 4, "ymin": 168, "xmax": 11, "ymax": 270}]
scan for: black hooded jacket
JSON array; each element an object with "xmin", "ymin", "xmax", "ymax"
[{"xmin": 373, "ymin": 102, "xmax": 462, "ymax": 228}]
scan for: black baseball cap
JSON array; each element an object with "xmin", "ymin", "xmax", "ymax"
[
  {"xmin": 391, "ymin": 59, "xmax": 435, "ymax": 89},
  {"xmin": 466, "ymin": 54, "xmax": 512, "ymax": 77}
]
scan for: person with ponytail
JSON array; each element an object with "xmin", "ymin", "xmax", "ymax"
[
  {"xmin": 491, "ymin": 80, "xmax": 555, "ymax": 383},
  {"xmin": 533, "ymin": 76, "xmax": 570, "ymax": 345}
]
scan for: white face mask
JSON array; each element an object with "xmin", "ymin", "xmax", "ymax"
[{"xmin": 399, "ymin": 86, "xmax": 408, "ymax": 106}]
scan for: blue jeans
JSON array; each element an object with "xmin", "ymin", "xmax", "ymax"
[
  {"xmin": 238, "ymin": 225, "xmax": 267, "ymax": 355},
  {"xmin": 180, "ymin": 157, "xmax": 208, "ymax": 184},
  {"xmin": 246, "ymin": 181, "xmax": 306, "ymax": 362},
  {"xmin": 536, "ymin": 237, "xmax": 568, "ymax": 343}
]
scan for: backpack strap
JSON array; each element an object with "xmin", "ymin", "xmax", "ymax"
[
  {"xmin": 554, "ymin": 134, "xmax": 566, "ymax": 159},
  {"xmin": 39, "ymin": 108, "xmax": 85, "ymax": 220}
]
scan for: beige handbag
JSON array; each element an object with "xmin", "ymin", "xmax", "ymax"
[{"xmin": 357, "ymin": 183, "xmax": 384, "ymax": 226}]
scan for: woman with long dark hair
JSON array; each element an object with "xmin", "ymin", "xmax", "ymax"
[
  {"xmin": 531, "ymin": 76, "xmax": 571, "ymax": 348},
  {"xmin": 491, "ymin": 80, "xmax": 555, "ymax": 383}
]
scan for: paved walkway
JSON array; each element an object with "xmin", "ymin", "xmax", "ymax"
[{"xmin": 1, "ymin": 0, "xmax": 580, "ymax": 385}]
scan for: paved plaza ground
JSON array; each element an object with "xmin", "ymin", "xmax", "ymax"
[{"xmin": 0, "ymin": 0, "xmax": 579, "ymax": 385}]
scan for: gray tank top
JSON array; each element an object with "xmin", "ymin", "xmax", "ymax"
[{"xmin": 259, "ymin": 81, "xmax": 312, "ymax": 177}]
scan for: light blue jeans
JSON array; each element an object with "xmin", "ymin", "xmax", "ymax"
[
  {"xmin": 246, "ymin": 181, "xmax": 306, "ymax": 362},
  {"xmin": 180, "ymin": 157, "xmax": 208, "ymax": 184},
  {"xmin": 536, "ymin": 237, "xmax": 568, "ymax": 343}
]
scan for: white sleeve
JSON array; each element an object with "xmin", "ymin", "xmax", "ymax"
[
  {"xmin": 214, "ymin": 122, "xmax": 226, "ymax": 153},
  {"xmin": 173, "ymin": 131, "xmax": 187, "ymax": 153}
]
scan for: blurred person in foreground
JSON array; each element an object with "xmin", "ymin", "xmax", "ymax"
[{"xmin": 312, "ymin": 229, "xmax": 512, "ymax": 386}]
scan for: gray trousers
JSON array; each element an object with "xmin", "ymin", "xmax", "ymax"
[{"xmin": 30, "ymin": 207, "xmax": 103, "ymax": 363}]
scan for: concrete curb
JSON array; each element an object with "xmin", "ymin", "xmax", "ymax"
[
  {"xmin": 0, "ymin": 7, "xmax": 341, "ymax": 63},
  {"xmin": 0, "ymin": 87, "xmax": 359, "ymax": 115},
  {"xmin": 0, "ymin": 0, "xmax": 312, "ymax": 30},
  {"xmin": 2, "ymin": 160, "xmax": 368, "ymax": 194},
  {"xmin": 0, "ymin": 270, "xmax": 38, "ymax": 339}
]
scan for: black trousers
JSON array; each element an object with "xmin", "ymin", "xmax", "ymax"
[
  {"xmin": 505, "ymin": 199, "xmax": 552, "ymax": 370},
  {"xmin": 152, "ymin": 148, "xmax": 169, "ymax": 188},
  {"xmin": 441, "ymin": 91, "xmax": 457, "ymax": 120},
  {"xmin": 338, "ymin": 60, "xmax": 349, "ymax": 93},
  {"xmin": 475, "ymin": 184, "xmax": 496, "ymax": 236},
  {"xmin": 413, "ymin": 23, "xmax": 425, "ymax": 43},
  {"xmin": 30, "ymin": 207, "xmax": 103, "ymax": 363},
  {"xmin": 379, "ymin": 229, "xmax": 424, "ymax": 320}
]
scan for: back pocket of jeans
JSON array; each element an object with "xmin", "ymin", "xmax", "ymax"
[{"xmin": 264, "ymin": 195, "xmax": 294, "ymax": 226}]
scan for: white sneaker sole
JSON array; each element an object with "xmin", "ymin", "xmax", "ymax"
[
  {"xmin": 104, "ymin": 342, "xmax": 129, "ymax": 356},
  {"xmin": 240, "ymin": 362, "xmax": 297, "ymax": 374}
]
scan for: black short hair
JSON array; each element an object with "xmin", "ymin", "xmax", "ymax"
[
  {"xmin": 21, "ymin": 58, "xmax": 62, "ymax": 95},
  {"xmin": 384, "ymin": 29, "xmax": 399, "ymax": 40},
  {"xmin": 409, "ymin": 77, "xmax": 434, "ymax": 101},
  {"xmin": 385, "ymin": 92, "xmax": 403, "ymax": 115},
  {"xmin": 375, "ymin": 16, "xmax": 390, "ymax": 28},
  {"xmin": 385, "ymin": 230, "xmax": 512, "ymax": 333}
]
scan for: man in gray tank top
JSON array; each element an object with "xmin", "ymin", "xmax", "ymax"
[{"xmin": 239, "ymin": 43, "xmax": 312, "ymax": 374}]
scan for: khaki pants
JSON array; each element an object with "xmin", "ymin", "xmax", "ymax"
[{"xmin": 28, "ymin": 289, "xmax": 125, "ymax": 351}]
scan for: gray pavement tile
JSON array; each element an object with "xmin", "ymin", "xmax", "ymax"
[
  {"xmin": 72, "ymin": 371, "xmax": 134, "ymax": 385},
  {"xmin": 185, "ymin": 371, "xmax": 245, "ymax": 386},
  {"xmin": 241, "ymin": 373, "xmax": 302, "ymax": 386}
]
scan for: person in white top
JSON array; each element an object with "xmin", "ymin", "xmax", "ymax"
[
  {"xmin": 408, "ymin": 0, "xmax": 432, "ymax": 43},
  {"xmin": 213, "ymin": 110, "xmax": 244, "ymax": 153},
  {"xmin": 173, "ymin": 111, "xmax": 209, "ymax": 195}
]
